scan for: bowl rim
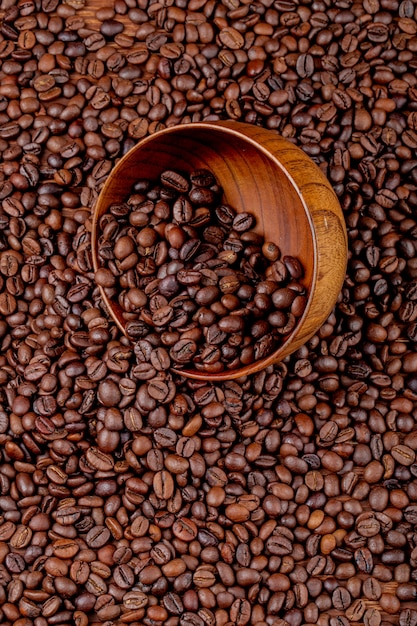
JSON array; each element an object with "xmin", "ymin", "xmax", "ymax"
[{"xmin": 91, "ymin": 121, "xmax": 319, "ymax": 381}]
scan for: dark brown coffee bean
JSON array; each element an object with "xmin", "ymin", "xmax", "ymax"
[
  {"xmin": 231, "ymin": 212, "xmax": 255, "ymax": 232},
  {"xmin": 230, "ymin": 598, "xmax": 251, "ymax": 625},
  {"xmin": 86, "ymin": 526, "xmax": 111, "ymax": 549},
  {"xmin": 85, "ymin": 447, "xmax": 114, "ymax": 471},
  {"xmin": 160, "ymin": 170, "xmax": 189, "ymax": 192},
  {"xmin": 153, "ymin": 470, "xmax": 174, "ymax": 499},
  {"xmin": 332, "ymin": 587, "xmax": 352, "ymax": 610},
  {"xmin": 296, "ymin": 53, "xmax": 314, "ymax": 78},
  {"xmin": 218, "ymin": 27, "xmax": 244, "ymax": 49},
  {"xmin": 113, "ymin": 564, "xmax": 134, "ymax": 589},
  {"xmin": 70, "ymin": 561, "xmax": 90, "ymax": 585},
  {"xmin": 172, "ymin": 518, "xmax": 197, "ymax": 541},
  {"xmin": 170, "ymin": 339, "xmax": 197, "ymax": 363}
]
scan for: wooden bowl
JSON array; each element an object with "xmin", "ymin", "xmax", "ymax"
[{"xmin": 91, "ymin": 121, "xmax": 347, "ymax": 381}]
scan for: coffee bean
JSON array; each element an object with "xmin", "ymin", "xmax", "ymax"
[
  {"xmin": 160, "ymin": 170, "xmax": 189, "ymax": 193},
  {"xmin": 218, "ymin": 27, "xmax": 244, "ymax": 50},
  {"xmin": 332, "ymin": 586, "xmax": 352, "ymax": 610},
  {"xmin": 85, "ymin": 447, "xmax": 114, "ymax": 471},
  {"xmin": 391, "ymin": 444, "xmax": 416, "ymax": 466},
  {"xmin": 113, "ymin": 564, "xmax": 134, "ymax": 589},
  {"xmin": 355, "ymin": 547, "xmax": 374, "ymax": 573},
  {"xmin": 53, "ymin": 538, "xmax": 79, "ymax": 559},
  {"xmin": 172, "ymin": 518, "xmax": 198, "ymax": 541},
  {"xmin": 153, "ymin": 470, "xmax": 174, "ymax": 500},
  {"xmin": 170, "ymin": 339, "xmax": 197, "ymax": 364},
  {"xmin": 86, "ymin": 526, "xmax": 111, "ymax": 549},
  {"xmin": 70, "ymin": 561, "xmax": 90, "ymax": 586},
  {"xmin": 10, "ymin": 524, "xmax": 32, "ymax": 549},
  {"xmin": 85, "ymin": 572, "xmax": 107, "ymax": 596}
]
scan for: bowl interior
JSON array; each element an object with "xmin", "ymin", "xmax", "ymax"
[{"xmin": 92, "ymin": 125, "xmax": 316, "ymax": 379}]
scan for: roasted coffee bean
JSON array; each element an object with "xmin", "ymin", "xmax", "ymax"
[
  {"xmin": 113, "ymin": 564, "xmax": 134, "ymax": 589},
  {"xmin": 173, "ymin": 518, "xmax": 198, "ymax": 542},
  {"xmin": 160, "ymin": 170, "xmax": 189, "ymax": 193},
  {"xmin": 153, "ymin": 470, "xmax": 174, "ymax": 499},
  {"xmin": 170, "ymin": 339, "xmax": 197, "ymax": 364},
  {"xmin": 86, "ymin": 526, "xmax": 111, "ymax": 549},
  {"xmin": 85, "ymin": 447, "xmax": 114, "ymax": 471}
]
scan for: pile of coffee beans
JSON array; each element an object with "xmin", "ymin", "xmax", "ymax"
[
  {"xmin": 1, "ymin": 0, "xmax": 417, "ymax": 625},
  {"xmin": 95, "ymin": 167, "xmax": 306, "ymax": 373}
]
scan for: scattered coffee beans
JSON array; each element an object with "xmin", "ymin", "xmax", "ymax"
[
  {"xmin": 1, "ymin": 0, "xmax": 417, "ymax": 625},
  {"xmin": 96, "ymin": 168, "xmax": 306, "ymax": 372}
]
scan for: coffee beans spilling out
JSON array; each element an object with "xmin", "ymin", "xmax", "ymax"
[
  {"xmin": 96, "ymin": 168, "xmax": 306, "ymax": 372},
  {"xmin": 2, "ymin": 0, "xmax": 417, "ymax": 625}
]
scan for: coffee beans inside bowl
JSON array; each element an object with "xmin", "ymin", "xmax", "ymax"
[{"xmin": 95, "ymin": 168, "xmax": 307, "ymax": 373}]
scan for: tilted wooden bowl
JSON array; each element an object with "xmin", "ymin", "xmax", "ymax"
[{"xmin": 91, "ymin": 121, "xmax": 347, "ymax": 381}]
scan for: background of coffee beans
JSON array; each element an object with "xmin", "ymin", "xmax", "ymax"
[{"xmin": 1, "ymin": 0, "xmax": 417, "ymax": 625}]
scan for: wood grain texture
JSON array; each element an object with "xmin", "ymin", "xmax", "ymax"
[{"xmin": 92, "ymin": 121, "xmax": 348, "ymax": 381}]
